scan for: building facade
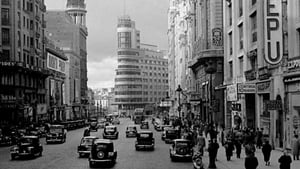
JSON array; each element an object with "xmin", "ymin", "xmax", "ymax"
[
  {"xmin": 45, "ymin": 1, "xmax": 88, "ymax": 120},
  {"xmin": 0, "ymin": 0, "xmax": 48, "ymax": 124},
  {"xmin": 223, "ymin": 0, "xmax": 286, "ymax": 149},
  {"xmin": 114, "ymin": 15, "xmax": 168, "ymax": 116}
]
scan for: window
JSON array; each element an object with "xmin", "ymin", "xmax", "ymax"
[
  {"xmin": 118, "ymin": 32, "xmax": 131, "ymax": 48},
  {"xmin": 297, "ymin": 29, "xmax": 300, "ymax": 56},
  {"xmin": 239, "ymin": 24, "xmax": 243, "ymax": 49},
  {"xmin": 23, "ymin": 34, "xmax": 26, "ymax": 46},
  {"xmin": 229, "ymin": 61, "xmax": 233, "ymax": 79},
  {"xmin": 239, "ymin": 57, "xmax": 244, "ymax": 76},
  {"xmin": 250, "ymin": 13, "xmax": 257, "ymax": 42},
  {"xmin": 252, "ymin": 0, "xmax": 256, "ymax": 6},
  {"xmin": 228, "ymin": 4, "xmax": 232, "ymax": 26},
  {"xmin": 23, "ymin": 16, "xmax": 26, "ymax": 27},
  {"xmin": 239, "ymin": 0, "xmax": 243, "ymax": 17},
  {"xmin": 2, "ymin": 28, "xmax": 10, "ymax": 45},
  {"xmin": 1, "ymin": 50, "xmax": 10, "ymax": 61},
  {"xmin": 229, "ymin": 32, "xmax": 233, "ymax": 55},
  {"xmin": 1, "ymin": 8, "xmax": 10, "ymax": 25}
]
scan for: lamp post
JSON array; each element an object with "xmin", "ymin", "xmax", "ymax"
[{"xmin": 176, "ymin": 85, "xmax": 183, "ymax": 118}]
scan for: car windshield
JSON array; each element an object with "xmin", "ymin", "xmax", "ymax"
[
  {"xmin": 139, "ymin": 133, "xmax": 151, "ymax": 138},
  {"xmin": 96, "ymin": 143, "xmax": 113, "ymax": 151},
  {"xmin": 106, "ymin": 127, "xmax": 115, "ymax": 131},
  {"xmin": 49, "ymin": 127, "xmax": 63, "ymax": 133},
  {"xmin": 166, "ymin": 130, "xmax": 176, "ymax": 134},
  {"xmin": 81, "ymin": 138, "xmax": 95, "ymax": 145},
  {"xmin": 176, "ymin": 142, "xmax": 189, "ymax": 148},
  {"xmin": 127, "ymin": 127, "xmax": 136, "ymax": 131},
  {"xmin": 20, "ymin": 138, "xmax": 34, "ymax": 144}
]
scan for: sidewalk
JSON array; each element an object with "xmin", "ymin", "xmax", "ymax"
[{"xmin": 200, "ymin": 140, "xmax": 300, "ymax": 169}]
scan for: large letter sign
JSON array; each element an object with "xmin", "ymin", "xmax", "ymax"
[{"xmin": 264, "ymin": 0, "xmax": 283, "ymax": 65}]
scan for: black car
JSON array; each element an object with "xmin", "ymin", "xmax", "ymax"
[
  {"xmin": 140, "ymin": 121, "xmax": 149, "ymax": 129},
  {"xmin": 135, "ymin": 131, "xmax": 155, "ymax": 151},
  {"xmin": 125, "ymin": 125, "xmax": 137, "ymax": 137},
  {"xmin": 78, "ymin": 136, "xmax": 99, "ymax": 157},
  {"xmin": 103, "ymin": 126, "xmax": 118, "ymax": 139},
  {"xmin": 89, "ymin": 139, "xmax": 117, "ymax": 167},
  {"xmin": 169, "ymin": 139, "xmax": 193, "ymax": 161},
  {"xmin": 10, "ymin": 136, "xmax": 43, "ymax": 160},
  {"xmin": 46, "ymin": 124, "xmax": 67, "ymax": 144},
  {"xmin": 165, "ymin": 128, "xmax": 180, "ymax": 144}
]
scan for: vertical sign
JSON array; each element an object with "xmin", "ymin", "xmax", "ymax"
[{"xmin": 264, "ymin": 0, "xmax": 283, "ymax": 65}]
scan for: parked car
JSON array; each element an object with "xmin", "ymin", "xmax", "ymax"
[
  {"xmin": 161, "ymin": 126, "xmax": 173, "ymax": 141},
  {"xmin": 46, "ymin": 124, "xmax": 67, "ymax": 144},
  {"xmin": 169, "ymin": 139, "xmax": 193, "ymax": 161},
  {"xmin": 164, "ymin": 128, "xmax": 180, "ymax": 144},
  {"xmin": 89, "ymin": 118, "xmax": 98, "ymax": 132},
  {"xmin": 10, "ymin": 136, "xmax": 43, "ymax": 160},
  {"xmin": 89, "ymin": 139, "xmax": 117, "ymax": 167},
  {"xmin": 135, "ymin": 131, "xmax": 155, "ymax": 151},
  {"xmin": 111, "ymin": 118, "xmax": 120, "ymax": 125},
  {"xmin": 78, "ymin": 136, "xmax": 99, "ymax": 157},
  {"xmin": 140, "ymin": 121, "xmax": 149, "ymax": 129},
  {"xmin": 102, "ymin": 126, "xmax": 118, "ymax": 139},
  {"xmin": 97, "ymin": 119, "xmax": 106, "ymax": 129},
  {"xmin": 125, "ymin": 125, "xmax": 137, "ymax": 137}
]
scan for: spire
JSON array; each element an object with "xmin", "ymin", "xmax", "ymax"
[{"xmin": 123, "ymin": 0, "xmax": 126, "ymax": 15}]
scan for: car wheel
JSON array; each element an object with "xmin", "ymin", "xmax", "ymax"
[
  {"xmin": 89, "ymin": 161, "xmax": 95, "ymax": 168},
  {"xmin": 170, "ymin": 156, "xmax": 175, "ymax": 162},
  {"xmin": 135, "ymin": 147, "xmax": 139, "ymax": 151}
]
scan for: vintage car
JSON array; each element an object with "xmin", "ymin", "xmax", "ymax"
[
  {"xmin": 89, "ymin": 118, "xmax": 98, "ymax": 132},
  {"xmin": 77, "ymin": 136, "xmax": 99, "ymax": 157},
  {"xmin": 135, "ymin": 131, "xmax": 155, "ymax": 151},
  {"xmin": 46, "ymin": 124, "xmax": 67, "ymax": 144},
  {"xmin": 125, "ymin": 125, "xmax": 137, "ymax": 137},
  {"xmin": 89, "ymin": 139, "xmax": 117, "ymax": 167},
  {"xmin": 161, "ymin": 126, "xmax": 173, "ymax": 141},
  {"xmin": 164, "ymin": 128, "xmax": 180, "ymax": 144},
  {"xmin": 111, "ymin": 118, "xmax": 120, "ymax": 125},
  {"xmin": 169, "ymin": 139, "xmax": 193, "ymax": 161},
  {"xmin": 97, "ymin": 118, "xmax": 106, "ymax": 129},
  {"xmin": 10, "ymin": 136, "xmax": 43, "ymax": 160},
  {"xmin": 140, "ymin": 121, "xmax": 149, "ymax": 129},
  {"xmin": 102, "ymin": 126, "xmax": 118, "ymax": 139}
]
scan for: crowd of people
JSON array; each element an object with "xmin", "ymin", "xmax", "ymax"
[{"xmin": 168, "ymin": 116, "xmax": 296, "ymax": 169}]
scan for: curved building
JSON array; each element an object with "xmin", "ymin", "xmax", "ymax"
[{"xmin": 114, "ymin": 15, "xmax": 168, "ymax": 115}]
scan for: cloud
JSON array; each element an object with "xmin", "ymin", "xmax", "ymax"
[{"xmin": 87, "ymin": 57, "xmax": 117, "ymax": 89}]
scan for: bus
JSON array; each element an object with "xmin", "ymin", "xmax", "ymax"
[{"xmin": 133, "ymin": 108, "xmax": 145, "ymax": 124}]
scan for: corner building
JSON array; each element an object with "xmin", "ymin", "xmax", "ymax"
[
  {"xmin": 114, "ymin": 15, "xmax": 168, "ymax": 116},
  {"xmin": 223, "ymin": 0, "xmax": 286, "ymax": 149}
]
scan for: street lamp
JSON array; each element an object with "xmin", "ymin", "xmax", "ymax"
[{"xmin": 176, "ymin": 85, "xmax": 182, "ymax": 118}]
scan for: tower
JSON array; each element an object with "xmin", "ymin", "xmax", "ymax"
[{"xmin": 66, "ymin": 0, "xmax": 87, "ymax": 27}]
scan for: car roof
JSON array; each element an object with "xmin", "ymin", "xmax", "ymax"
[
  {"xmin": 94, "ymin": 139, "xmax": 113, "ymax": 144},
  {"xmin": 22, "ymin": 136, "xmax": 39, "ymax": 139},
  {"xmin": 138, "ymin": 130, "xmax": 152, "ymax": 134},
  {"xmin": 83, "ymin": 136, "xmax": 98, "ymax": 139},
  {"xmin": 50, "ymin": 124, "xmax": 64, "ymax": 127},
  {"xmin": 105, "ymin": 125, "xmax": 116, "ymax": 128}
]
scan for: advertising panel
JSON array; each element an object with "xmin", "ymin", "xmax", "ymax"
[
  {"xmin": 227, "ymin": 84, "xmax": 237, "ymax": 101},
  {"xmin": 264, "ymin": 0, "xmax": 283, "ymax": 65}
]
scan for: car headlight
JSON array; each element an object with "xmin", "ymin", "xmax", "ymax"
[
  {"xmin": 171, "ymin": 150, "xmax": 176, "ymax": 154},
  {"xmin": 108, "ymin": 152, "xmax": 114, "ymax": 157}
]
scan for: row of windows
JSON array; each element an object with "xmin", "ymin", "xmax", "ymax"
[
  {"xmin": 0, "ymin": 73, "xmax": 45, "ymax": 89},
  {"xmin": 115, "ymin": 84, "xmax": 142, "ymax": 89},
  {"xmin": 118, "ymin": 58, "xmax": 138, "ymax": 63},
  {"xmin": 116, "ymin": 71, "xmax": 140, "ymax": 75},
  {"xmin": 142, "ymin": 72, "xmax": 168, "ymax": 77},
  {"xmin": 118, "ymin": 65, "xmax": 139, "ymax": 69},
  {"xmin": 141, "ymin": 65, "xmax": 167, "ymax": 71},
  {"xmin": 118, "ymin": 32, "xmax": 131, "ymax": 48},
  {"xmin": 115, "ymin": 78, "xmax": 142, "ymax": 82},
  {"xmin": 139, "ymin": 59, "xmax": 167, "ymax": 65},
  {"xmin": 142, "ymin": 79, "xmax": 168, "ymax": 83},
  {"xmin": 115, "ymin": 97, "xmax": 165, "ymax": 103},
  {"xmin": 118, "ymin": 51, "xmax": 139, "ymax": 56},
  {"xmin": 115, "ymin": 91, "xmax": 143, "ymax": 95}
]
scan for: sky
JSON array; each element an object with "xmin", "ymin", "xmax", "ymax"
[{"xmin": 44, "ymin": 0, "xmax": 169, "ymax": 89}]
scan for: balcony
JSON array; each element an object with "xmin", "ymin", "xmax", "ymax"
[{"xmin": 36, "ymin": 32, "xmax": 40, "ymax": 38}]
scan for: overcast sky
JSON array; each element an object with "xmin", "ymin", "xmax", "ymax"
[{"xmin": 44, "ymin": 0, "xmax": 169, "ymax": 89}]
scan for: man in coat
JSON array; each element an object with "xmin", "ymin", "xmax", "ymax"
[
  {"xmin": 292, "ymin": 134, "xmax": 299, "ymax": 160},
  {"xmin": 262, "ymin": 140, "xmax": 272, "ymax": 166}
]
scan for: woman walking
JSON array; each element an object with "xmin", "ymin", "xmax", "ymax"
[
  {"xmin": 224, "ymin": 138, "xmax": 234, "ymax": 161},
  {"xmin": 244, "ymin": 153, "xmax": 259, "ymax": 169},
  {"xmin": 292, "ymin": 134, "xmax": 299, "ymax": 160},
  {"xmin": 262, "ymin": 140, "xmax": 272, "ymax": 166},
  {"xmin": 208, "ymin": 138, "xmax": 219, "ymax": 169},
  {"xmin": 278, "ymin": 149, "xmax": 292, "ymax": 169}
]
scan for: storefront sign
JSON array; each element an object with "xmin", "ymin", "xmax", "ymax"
[
  {"xmin": 265, "ymin": 100, "xmax": 282, "ymax": 110},
  {"xmin": 227, "ymin": 84, "xmax": 238, "ymax": 101},
  {"xmin": 257, "ymin": 81, "xmax": 271, "ymax": 93},
  {"xmin": 264, "ymin": 0, "xmax": 283, "ymax": 65},
  {"xmin": 258, "ymin": 67, "xmax": 271, "ymax": 80},
  {"xmin": 47, "ymin": 52, "xmax": 66, "ymax": 73},
  {"xmin": 287, "ymin": 58, "xmax": 300, "ymax": 71},
  {"xmin": 237, "ymin": 83, "xmax": 256, "ymax": 93}
]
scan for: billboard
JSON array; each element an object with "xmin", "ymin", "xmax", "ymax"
[{"xmin": 264, "ymin": 0, "xmax": 283, "ymax": 65}]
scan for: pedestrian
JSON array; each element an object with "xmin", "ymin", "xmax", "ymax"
[
  {"xmin": 244, "ymin": 153, "xmax": 259, "ymax": 169},
  {"xmin": 245, "ymin": 142, "xmax": 256, "ymax": 157},
  {"xmin": 197, "ymin": 132, "xmax": 206, "ymax": 156},
  {"xmin": 234, "ymin": 136, "xmax": 242, "ymax": 158},
  {"xmin": 278, "ymin": 149, "xmax": 292, "ymax": 169},
  {"xmin": 83, "ymin": 127, "xmax": 90, "ymax": 137},
  {"xmin": 256, "ymin": 128, "xmax": 263, "ymax": 149},
  {"xmin": 262, "ymin": 140, "xmax": 272, "ymax": 166},
  {"xmin": 208, "ymin": 138, "xmax": 219, "ymax": 169},
  {"xmin": 292, "ymin": 134, "xmax": 299, "ymax": 160},
  {"xmin": 224, "ymin": 138, "xmax": 234, "ymax": 161}
]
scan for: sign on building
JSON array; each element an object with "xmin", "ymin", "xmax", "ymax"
[
  {"xmin": 227, "ymin": 84, "xmax": 237, "ymax": 101},
  {"xmin": 264, "ymin": 0, "xmax": 283, "ymax": 65},
  {"xmin": 212, "ymin": 28, "xmax": 223, "ymax": 46},
  {"xmin": 237, "ymin": 83, "xmax": 256, "ymax": 93}
]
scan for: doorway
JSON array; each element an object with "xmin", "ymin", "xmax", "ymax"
[{"xmin": 245, "ymin": 94, "xmax": 256, "ymax": 128}]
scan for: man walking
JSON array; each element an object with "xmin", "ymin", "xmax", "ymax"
[
  {"xmin": 262, "ymin": 140, "xmax": 272, "ymax": 166},
  {"xmin": 292, "ymin": 134, "xmax": 299, "ymax": 160},
  {"xmin": 208, "ymin": 138, "xmax": 219, "ymax": 169}
]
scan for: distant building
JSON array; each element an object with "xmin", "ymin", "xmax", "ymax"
[
  {"xmin": 0, "ymin": 0, "xmax": 48, "ymax": 124},
  {"xmin": 114, "ymin": 15, "xmax": 168, "ymax": 116},
  {"xmin": 45, "ymin": 0, "xmax": 88, "ymax": 120}
]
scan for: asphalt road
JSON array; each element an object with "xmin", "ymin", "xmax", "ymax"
[{"xmin": 0, "ymin": 118, "xmax": 193, "ymax": 169}]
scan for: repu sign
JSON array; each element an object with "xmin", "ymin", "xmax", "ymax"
[{"xmin": 264, "ymin": 0, "xmax": 283, "ymax": 65}]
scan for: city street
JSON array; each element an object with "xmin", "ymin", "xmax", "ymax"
[{"xmin": 0, "ymin": 118, "xmax": 192, "ymax": 169}]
